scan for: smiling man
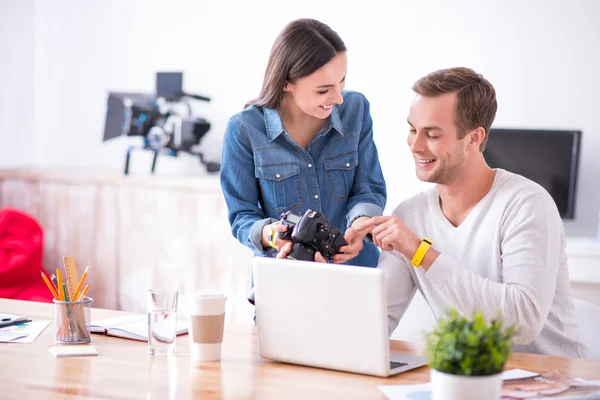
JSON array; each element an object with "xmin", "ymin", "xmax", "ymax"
[{"xmin": 355, "ymin": 67, "xmax": 586, "ymax": 358}]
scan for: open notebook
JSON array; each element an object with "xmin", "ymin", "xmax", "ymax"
[{"xmin": 90, "ymin": 315, "xmax": 188, "ymax": 341}]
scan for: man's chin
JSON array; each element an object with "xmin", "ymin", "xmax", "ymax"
[{"xmin": 415, "ymin": 169, "xmax": 436, "ymax": 183}]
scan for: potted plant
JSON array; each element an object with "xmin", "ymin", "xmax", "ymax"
[{"xmin": 425, "ymin": 308, "xmax": 515, "ymax": 400}]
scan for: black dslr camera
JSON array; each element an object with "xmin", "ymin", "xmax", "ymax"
[
  {"xmin": 247, "ymin": 209, "xmax": 347, "ymax": 305},
  {"xmin": 278, "ymin": 209, "xmax": 347, "ymax": 262}
]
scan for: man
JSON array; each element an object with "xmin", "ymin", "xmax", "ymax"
[{"xmin": 353, "ymin": 67, "xmax": 585, "ymax": 358}]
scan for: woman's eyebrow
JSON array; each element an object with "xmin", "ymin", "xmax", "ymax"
[{"xmin": 316, "ymin": 75, "xmax": 346, "ymax": 88}]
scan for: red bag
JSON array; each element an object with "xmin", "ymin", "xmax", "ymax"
[{"xmin": 0, "ymin": 207, "xmax": 53, "ymax": 302}]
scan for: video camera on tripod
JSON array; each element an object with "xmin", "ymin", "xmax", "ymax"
[{"xmin": 102, "ymin": 72, "xmax": 220, "ymax": 174}]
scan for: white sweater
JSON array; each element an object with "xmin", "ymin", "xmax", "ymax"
[{"xmin": 380, "ymin": 169, "xmax": 586, "ymax": 358}]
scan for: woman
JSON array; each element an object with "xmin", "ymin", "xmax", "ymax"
[{"xmin": 220, "ymin": 18, "xmax": 386, "ymax": 268}]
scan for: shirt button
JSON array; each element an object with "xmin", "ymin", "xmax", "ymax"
[
  {"xmin": 308, "ymin": 163, "xmax": 313, "ymax": 168},
  {"xmin": 275, "ymin": 173, "xmax": 281, "ymax": 178},
  {"xmin": 314, "ymin": 194, "xmax": 319, "ymax": 199},
  {"xmin": 345, "ymin": 163, "xmax": 350, "ymax": 168}
]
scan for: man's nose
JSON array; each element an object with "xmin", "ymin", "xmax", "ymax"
[{"xmin": 410, "ymin": 131, "xmax": 426, "ymax": 153}]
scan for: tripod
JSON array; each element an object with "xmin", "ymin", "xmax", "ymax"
[{"xmin": 123, "ymin": 142, "xmax": 220, "ymax": 175}]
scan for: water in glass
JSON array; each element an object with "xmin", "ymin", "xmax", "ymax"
[{"xmin": 148, "ymin": 308, "xmax": 177, "ymax": 355}]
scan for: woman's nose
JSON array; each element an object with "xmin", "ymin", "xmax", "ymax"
[{"xmin": 332, "ymin": 86, "xmax": 343, "ymax": 105}]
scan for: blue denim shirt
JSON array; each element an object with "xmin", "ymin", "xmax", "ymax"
[{"xmin": 220, "ymin": 90, "xmax": 386, "ymax": 267}]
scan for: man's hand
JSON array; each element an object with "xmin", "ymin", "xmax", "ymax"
[
  {"xmin": 261, "ymin": 222, "xmax": 291, "ymax": 251},
  {"xmin": 354, "ymin": 216, "xmax": 421, "ymax": 259},
  {"xmin": 276, "ymin": 242, "xmax": 327, "ymax": 263}
]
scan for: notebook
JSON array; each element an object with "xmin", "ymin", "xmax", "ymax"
[{"xmin": 90, "ymin": 315, "xmax": 188, "ymax": 341}]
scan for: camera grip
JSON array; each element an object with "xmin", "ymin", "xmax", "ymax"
[{"xmin": 278, "ymin": 229, "xmax": 293, "ymax": 241}]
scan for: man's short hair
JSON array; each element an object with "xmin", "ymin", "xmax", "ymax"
[{"xmin": 412, "ymin": 67, "xmax": 497, "ymax": 151}]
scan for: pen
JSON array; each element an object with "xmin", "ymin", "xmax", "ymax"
[
  {"xmin": 0, "ymin": 318, "xmax": 32, "ymax": 328},
  {"xmin": 1, "ymin": 315, "xmax": 24, "ymax": 321}
]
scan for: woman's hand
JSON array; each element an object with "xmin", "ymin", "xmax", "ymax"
[
  {"xmin": 261, "ymin": 222, "xmax": 291, "ymax": 251},
  {"xmin": 276, "ymin": 242, "xmax": 327, "ymax": 263}
]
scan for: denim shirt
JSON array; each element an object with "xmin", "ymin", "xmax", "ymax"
[{"xmin": 220, "ymin": 90, "xmax": 386, "ymax": 268}]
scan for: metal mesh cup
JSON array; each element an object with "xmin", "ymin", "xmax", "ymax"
[{"xmin": 53, "ymin": 297, "xmax": 93, "ymax": 344}]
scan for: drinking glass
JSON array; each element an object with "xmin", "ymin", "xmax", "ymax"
[{"xmin": 147, "ymin": 289, "xmax": 178, "ymax": 355}]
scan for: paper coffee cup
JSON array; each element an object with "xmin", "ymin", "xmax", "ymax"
[{"xmin": 188, "ymin": 292, "xmax": 226, "ymax": 363}]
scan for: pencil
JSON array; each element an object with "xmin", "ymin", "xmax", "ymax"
[
  {"xmin": 78, "ymin": 284, "xmax": 90, "ymax": 301},
  {"xmin": 62, "ymin": 283, "xmax": 69, "ymax": 302},
  {"xmin": 41, "ymin": 271, "xmax": 59, "ymax": 300},
  {"xmin": 56, "ymin": 268, "xmax": 64, "ymax": 301},
  {"xmin": 72, "ymin": 266, "xmax": 89, "ymax": 301}
]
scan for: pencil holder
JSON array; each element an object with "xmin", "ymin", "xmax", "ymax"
[{"xmin": 53, "ymin": 297, "xmax": 93, "ymax": 344}]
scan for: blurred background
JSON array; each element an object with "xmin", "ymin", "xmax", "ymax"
[
  {"xmin": 1, "ymin": 0, "xmax": 599, "ymax": 336},
  {"xmin": 2, "ymin": 0, "xmax": 599, "ymax": 232}
]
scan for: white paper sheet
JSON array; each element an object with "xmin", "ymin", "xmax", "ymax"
[
  {"xmin": 378, "ymin": 369, "xmax": 540, "ymax": 400},
  {"xmin": 0, "ymin": 313, "xmax": 51, "ymax": 343}
]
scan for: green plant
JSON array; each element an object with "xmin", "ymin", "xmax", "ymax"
[{"xmin": 425, "ymin": 308, "xmax": 515, "ymax": 376}]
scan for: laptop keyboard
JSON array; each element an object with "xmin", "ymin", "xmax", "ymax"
[{"xmin": 390, "ymin": 361, "xmax": 408, "ymax": 370}]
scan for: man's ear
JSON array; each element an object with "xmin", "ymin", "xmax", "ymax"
[{"xmin": 468, "ymin": 127, "xmax": 486, "ymax": 150}]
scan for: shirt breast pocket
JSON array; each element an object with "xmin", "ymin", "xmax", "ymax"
[
  {"xmin": 255, "ymin": 162, "xmax": 304, "ymax": 214},
  {"xmin": 324, "ymin": 151, "xmax": 358, "ymax": 201}
]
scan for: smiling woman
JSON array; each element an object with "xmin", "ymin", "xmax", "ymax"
[{"xmin": 220, "ymin": 18, "xmax": 387, "ymax": 273}]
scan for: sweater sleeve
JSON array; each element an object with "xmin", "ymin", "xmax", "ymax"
[
  {"xmin": 378, "ymin": 249, "xmax": 417, "ymax": 336},
  {"xmin": 424, "ymin": 193, "xmax": 563, "ymax": 345}
]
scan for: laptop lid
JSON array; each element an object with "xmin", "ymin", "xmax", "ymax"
[{"xmin": 253, "ymin": 257, "xmax": 392, "ymax": 376}]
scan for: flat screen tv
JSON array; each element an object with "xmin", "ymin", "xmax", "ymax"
[{"xmin": 484, "ymin": 128, "xmax": 581, "ymax": 219}]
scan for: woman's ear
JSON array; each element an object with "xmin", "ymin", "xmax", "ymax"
[{"xmin": 283, "ymin": 81, "xmax": 290, "ymax": 92}]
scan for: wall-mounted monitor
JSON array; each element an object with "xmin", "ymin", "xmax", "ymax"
[{"xmin": 484, "ymin": 128, "xmax": 581, "ymax": 219}]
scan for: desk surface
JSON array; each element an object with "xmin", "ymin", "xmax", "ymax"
[{"xmin": 1, "ymin": 299, "xmax": 599, "ymax": 399}]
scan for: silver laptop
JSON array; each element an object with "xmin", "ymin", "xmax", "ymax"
[{"xmin": 252, "ymin": 257, "xmax": 428, "ymax": 377}]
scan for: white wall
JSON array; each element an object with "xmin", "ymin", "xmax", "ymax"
[
  {"xmin": 0, "ymin": 0, "xmax": 35, "ymax": 167},
  {"xmin": 1, "ymin": 0, "xmax": 599, "ymax": 234}
]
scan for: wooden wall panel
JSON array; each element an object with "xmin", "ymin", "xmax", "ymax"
[{"xmin": 0, "ymin": 169, "xmax": 254, "ymax": 325}]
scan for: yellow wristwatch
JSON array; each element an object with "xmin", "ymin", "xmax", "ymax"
[
  {"xmin": 411, "ymin": 238, "xmax": 432, "ymax": 268},
  {"xmin": 267, "ymin": 228, "xmax": 277, "ymax": 248}
]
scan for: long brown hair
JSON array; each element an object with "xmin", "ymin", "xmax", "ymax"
[
  {"xmin": 412, "ymin": 67, "xmax": 497, "ymax": 151},
  {"xmin": 246, "ymin": 19, "xmax": 347, "ymax": 109}
]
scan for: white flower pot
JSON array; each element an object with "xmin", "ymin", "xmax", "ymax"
[{"xmin": 430, "ymin": 369, "xmax": 503, "ymax": 400}]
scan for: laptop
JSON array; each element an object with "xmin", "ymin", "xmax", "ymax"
[{"xmin": 252, "ymin": 257, "xmax": 428, "ymax": 377}]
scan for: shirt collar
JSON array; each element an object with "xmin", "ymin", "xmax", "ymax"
[
  {"xmin": 329, "ymin": 106, "xmax": 344, "ymax": 136},
  {"xmin": 263, "ymin": 106, "xmax": 345, "ymax": 142}
]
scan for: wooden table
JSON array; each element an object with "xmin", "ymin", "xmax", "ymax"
[{"xmin": 1, "ymin": 299, "xmax": 599, "ymax": 399}]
